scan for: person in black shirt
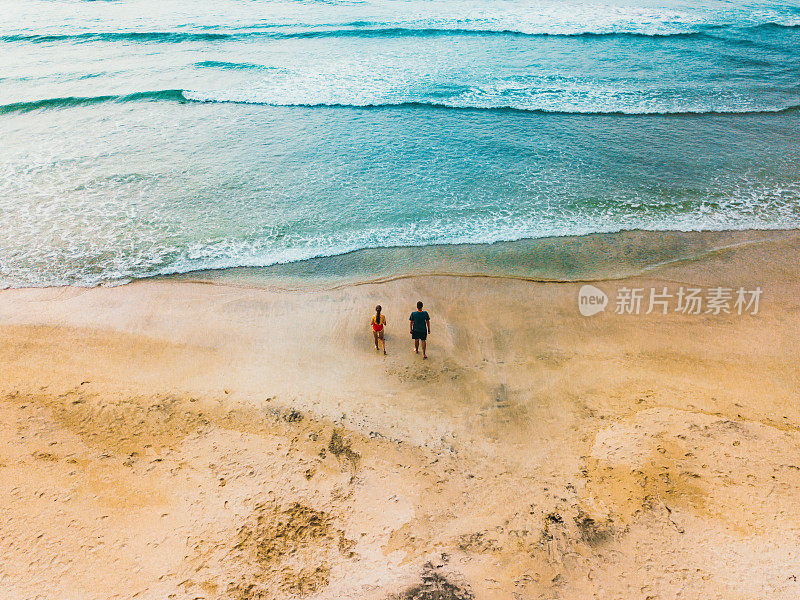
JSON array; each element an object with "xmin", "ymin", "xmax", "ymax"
[{"xmin": 409, "ymin": 300, "xmax": 431, "ymax": 359}]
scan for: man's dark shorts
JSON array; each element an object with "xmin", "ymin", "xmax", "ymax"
[{"xmin": 412, "ymin": 330, "xmax": 427, "ymax": 341}]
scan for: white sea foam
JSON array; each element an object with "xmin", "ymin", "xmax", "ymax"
[
  {"xmin": 2, "ymin": 0, "xmax": 798, "ymax": 40},
  {"xmin": 182, "ymin": 84, "xmax": 795, "ymax": 115},
  {"xmin": 2, "ymin": 180, "xmax": 799, "ymax": 287}
]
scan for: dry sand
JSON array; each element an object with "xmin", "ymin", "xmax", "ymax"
[{"xmin": 1, "ymin": 231, "xmax": 799, "ymax": 600}]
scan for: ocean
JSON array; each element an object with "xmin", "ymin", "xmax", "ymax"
[{"xmin": 1, "ymin": 0, "xmax": 799, "ymax": 287}]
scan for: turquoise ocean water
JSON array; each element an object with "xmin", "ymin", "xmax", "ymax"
[{"xmin": 1, "ymin": 0, "xmax": 799, "ymax": 286}]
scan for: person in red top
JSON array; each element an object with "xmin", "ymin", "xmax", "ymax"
[{"xmin": 371, "ymin": 304, "xmax": 387, "ymax": 355}]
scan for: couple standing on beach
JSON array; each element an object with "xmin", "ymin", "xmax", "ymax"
[{"xmin": 371, "ymin": 301, "xmax": 431, "ymax": 359}]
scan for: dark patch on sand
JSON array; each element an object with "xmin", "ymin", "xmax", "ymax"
[
  {"xmin": 389, "ymin": 562, "xmax": 473, "ymax": 600},
  {"xmin": 574, "ymin": 512, "xmax": 613, "ymax": 546},
  {"xmin": 328, "ymin": 429, "xmax": 360, "ymax": 470},
  {"xmin": 228, "ymin": 501, "xmax": 356, "ymax": 600}
]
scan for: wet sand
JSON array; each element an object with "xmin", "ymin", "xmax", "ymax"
[{"xmin": 1, "ymin": 230, "xmax": 800, "ymax": 600}]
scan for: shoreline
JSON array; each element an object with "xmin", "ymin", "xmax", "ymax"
[
  {"xmin": 1, "ymin": 228, "xmax": 800, "ymax": 599},
  {"xmin": 142, "ymin": 227, "xmax": 800, "ymax": 289},
  {"xmin": 3, "ymin": 227, "xmax": 799, "ymax": 292}
]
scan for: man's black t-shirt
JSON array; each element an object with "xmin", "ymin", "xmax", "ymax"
[{"xmin": 409, "ymin": 310, "xmax": 429, "ymax": 333}]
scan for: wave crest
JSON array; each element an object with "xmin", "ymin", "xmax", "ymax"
[
  {"xmin": 0, "ymin": 90, "xmax": 187, "ymax": 114},
  {"xmin": 182, "ymin": 89, "xmax": 800, "ymax": 116},
  {"xmin": 2, "ymin": 19, "xmax": 799, "ymax": 45},
  {"xmin": 2, "ymin": 89, "xmax": 798, "ymax": 116}
]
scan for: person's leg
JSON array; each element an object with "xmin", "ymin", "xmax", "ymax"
[
  {"xmin": 414, "ymin": 338, "xmax": 419, "ymax": 353},
  {"xmin": 373, "ymin": 330, "xmax": 379, "ymax": 350},
  {"xmin": 421, "ymin": 339, "xmax": 427, "ymax": 359},
  {"xmin": 379, "ymin": 331, "xmax": 386, "ymax": 355}
]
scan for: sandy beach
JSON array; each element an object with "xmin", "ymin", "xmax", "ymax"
[{"xmin": 1, "ymin": 229, "xmax": 800, "ymax": 600}]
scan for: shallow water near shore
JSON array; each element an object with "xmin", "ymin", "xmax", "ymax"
[{"xmin": 171, "ymin": 228, "xmax": 797, "ymax": 289}]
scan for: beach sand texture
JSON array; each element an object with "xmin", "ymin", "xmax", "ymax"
[{"xmin": 1, "ymin": 231, "xmax": 799, "ymax": 599}]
